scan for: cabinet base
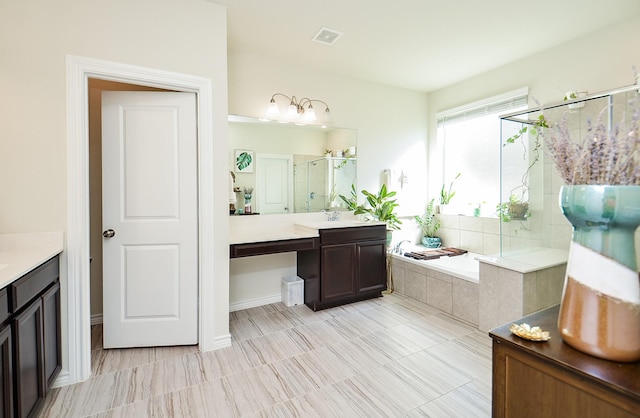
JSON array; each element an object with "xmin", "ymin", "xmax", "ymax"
[{"xmin": 305, "ymin": 290, "xmax": 385, "ymax": 311}]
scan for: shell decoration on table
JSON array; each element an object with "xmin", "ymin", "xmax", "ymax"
[{"xmin": 509, "ymin": 323, "xmax": 551, "ymax": 342}]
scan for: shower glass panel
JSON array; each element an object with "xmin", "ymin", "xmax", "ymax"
[
  {"xmin": 293, "ymin": 156, "xmax": 357, "ymax": 212},
  {"xmin": 499, "ymin": 84, "xmax": 639, "ymax": 257}
]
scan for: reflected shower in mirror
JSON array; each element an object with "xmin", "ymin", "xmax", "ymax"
[{"xmin": 228, "ymin": 115, "xmax": 357, "ymax": 214}]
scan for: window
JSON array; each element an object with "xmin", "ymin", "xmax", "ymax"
[{"xmin": 437, "ymin": 88, "xmax": 528, "ymax": 216}]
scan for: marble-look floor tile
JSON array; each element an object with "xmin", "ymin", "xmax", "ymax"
[
  {"xmin": 407, "ymin": 379, "xmax": 492, "ymax": 418},
  {"xmin": 249, "ymin": 309, "xmax": 303, "ymax": 336},
  {"xmin": 40, "ymin": 370, "xmax": 123, "ymax": 417},
  {"xmin": 110, "ymin": 352, "xmax": 207, "ymax": 408},
  {"xmin": 229, "ymin": 317, "xmax": 264, "ymax": 342},
  {"xmin": 284, "ymin": 320, "xmax": 348, "ymax": 351},
  {"xmin": 324, "ymin": 310, "xmax": 385, "ymax": 339},
  {"xmin": 47, "ymin": 293, "xmax": 492, "ymax": 417},
  {"xmin": 229, "ymin": 302, "xmax": 287, "ymax": 321},
  {"xmin": 236, "ymin": 329, "xmax": 304, "ymax": 365}
]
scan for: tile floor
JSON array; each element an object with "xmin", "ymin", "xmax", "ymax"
[{"xmin": 39, "ymin": 293, "xmax": 492, "ymax": 417}]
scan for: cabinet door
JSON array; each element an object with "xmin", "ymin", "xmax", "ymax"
[
  {"xmin": 0, "ymin": 325, "xmax": 13, "ymax": 418},
  {"xmin": 320, "ymin": 243, "xmax": 357, "ymax": 301},
  {"xmin": 13, "ymin": 300, "xmax": 44, "ymax": 418},
  {"xmin": 357, "ymin": 240, "xmax": 387, "ymax": 293},
  {"xmin": 42, "ymin": 282, "xmax": 61, "ymax": 391}
]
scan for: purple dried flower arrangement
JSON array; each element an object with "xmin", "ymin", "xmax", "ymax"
[{"xmin": 544, "ymin": 93, "xmax": 640, "ymax": 185}]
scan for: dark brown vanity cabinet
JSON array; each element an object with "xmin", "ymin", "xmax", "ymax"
[
  {"xmin": 0, "ymin": 288, "xmax": 13, "ymax": 418},
  {"xmin": 1, "ymin": 256, "xmax": 61, "ymax": 418},
  {"xmin": 298, "ymin": 225, "xmax": 387, "ymax": 310}
]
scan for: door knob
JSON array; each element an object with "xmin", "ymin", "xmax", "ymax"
[{"xmin": 103, "ymin": 229, "xmax": 115, "ymax": 238}]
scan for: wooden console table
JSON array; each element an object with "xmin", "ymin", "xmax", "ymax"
[{"xmin": 490, "ymin": 305, "xmax": 640, "ymax": 418}]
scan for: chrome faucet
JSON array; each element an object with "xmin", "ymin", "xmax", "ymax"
[{"xmin": 393, "ymin": 240, "xmax": 412, "ymax": 254}]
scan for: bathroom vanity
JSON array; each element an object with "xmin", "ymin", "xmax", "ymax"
[
  {"xmin": 297, "ymin": 223, "xmax": 387, "ymax": 311},
  {"xmin": 0, "ymin": 232, "xmax": 63, "ymax": 418},
  {"xmin": 229, "ymin": 217, "xmax": 387, "ymax": 311}
]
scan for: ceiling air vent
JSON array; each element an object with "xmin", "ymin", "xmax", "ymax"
[{"xmin": 312, "ymin": 27, "xmax": 343, "ymax": 46}]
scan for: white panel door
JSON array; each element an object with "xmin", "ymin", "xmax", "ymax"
[
  {"xmin": 256, "ymin": 153, "xmax": 293, "ymax": 214},
  {"xmin": 101, "ymin": 91, "xmax": 198, "ymax": 348}
]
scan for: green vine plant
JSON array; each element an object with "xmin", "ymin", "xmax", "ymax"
[{"xmin": 501, "ymin": 114, "xmax": 549, "ymax": 223}]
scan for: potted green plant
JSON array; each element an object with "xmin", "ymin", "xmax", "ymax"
[
  {"xmin": 415, "ymin": 198, "xmax": 441, "ymax": 248},
  {"xmin": 354, "ymin": 184, "xmax": 402, "ymax": 237},
  {"xmin": 496, "ymin": 194, "xmax": 530, "ymax": 222}
]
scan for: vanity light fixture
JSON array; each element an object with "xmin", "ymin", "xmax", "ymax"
[{"xmin": 266, "ymin": 93, "xmax": 332, "ymax": 123}]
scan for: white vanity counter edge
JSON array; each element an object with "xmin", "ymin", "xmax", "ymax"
[
  {"xmin": 0, "ymin": 232, "xmax": 64, "ymax": 288},
  {"xmin": 229, "ymin": 212, "xmax": 383, "ymax": 245}
]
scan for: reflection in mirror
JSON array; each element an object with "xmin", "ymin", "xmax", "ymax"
[{"xmin": 228, "ymin": 115, "xmax": 357, "ymax": 214}]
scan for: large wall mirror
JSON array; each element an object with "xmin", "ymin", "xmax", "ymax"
[{"xmin": 229, "ymin": 115, "xmax": 357, "ymax": 214}]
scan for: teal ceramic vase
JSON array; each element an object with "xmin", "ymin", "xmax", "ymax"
[
  {"xmin": 422, "ymin": 237, "xmax": 441, "ymax": 248},
  {"xmin": 558, "ymin": 185, "xmax": 640, "ymax": 362}
]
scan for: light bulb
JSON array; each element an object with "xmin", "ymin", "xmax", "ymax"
[
  {"xmin": 287, "ymin": 103, "xmax": 298, "ymax": 118},
  {"xmin": 267, "ymin": 99, "xmax": 279, "ymax": 116},
  {"xmin": 304, "ymin": 105, "xmax": 316, "ymax": 121},
  {"xmin": 323, "ymin": 107, "xmax": 332, "ymax": 122}
]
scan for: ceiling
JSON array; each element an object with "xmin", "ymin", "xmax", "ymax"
[{"xmin": 210, "ymin": 0, "xmax": 640, "ymax": 92}]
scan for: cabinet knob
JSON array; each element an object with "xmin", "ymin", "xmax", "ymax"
[{"xmin": 102, "ymin": 229, "xmax": 115, "ymax": 238}]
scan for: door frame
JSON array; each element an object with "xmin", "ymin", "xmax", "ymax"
[{"xmin": 64, "ymin": 55, "xmax": 222, "ymax": 385}]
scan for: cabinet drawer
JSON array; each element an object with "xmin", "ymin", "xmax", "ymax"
[
  {"xmin": 9, "ymin": 257, "xmax": 59, "ymax": 313},
  {"xmin": 320, "ymin": 225, "xmax": 386, "ymax": 245},
  {"xmin": 0, "ymin": 288, "xmax": 8, "ymax": 326}
]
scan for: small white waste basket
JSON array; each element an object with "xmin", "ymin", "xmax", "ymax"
[{"xmin": 281, "ymin": 276, "xmax": 304, "ymax": 307}]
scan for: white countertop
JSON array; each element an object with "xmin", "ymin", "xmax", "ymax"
[
  {"xmin": 230, "ymin": 225, "xmax": 319, "ymax": 245},
  {"xmin": 0, "ymin": 232, "xmax": 64, "ymax": 288},
  {"xmin": 229, "ymin": 212, "xmax": 386, "ymax": 245}
]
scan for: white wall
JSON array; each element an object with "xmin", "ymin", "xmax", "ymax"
[
  {"xmin": 227, "ymin": 50, "xmax": 430, "ymax": 306},
  {"xmin": 0, "ymin": 0, "xmax": 229, "ymax": 382}
]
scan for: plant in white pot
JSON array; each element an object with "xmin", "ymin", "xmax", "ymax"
[{"xmin": 415, "ymin": 198, "xmax": 441, "ymax": 248}]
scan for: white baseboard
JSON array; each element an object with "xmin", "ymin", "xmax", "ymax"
[
  {"xmin": 211, "ymin": 333, "xmax": 232, "ymax": 350},
  {"xmin": 91, "ymin": 313, "xmax": 103, "ymax": 325},
  {"xmin": 229, "ymin": 294, "xmax": 282, "ymax": 312},
  {"xmin": 51, "ymin": 370, "xmax": 73, "ymax": 389}
]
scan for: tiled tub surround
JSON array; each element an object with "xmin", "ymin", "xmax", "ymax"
[
  {"xmin": 477, "ymin": 247, "xmax": 568, "ymax": 332},
  {"xmin": 390, "ymin": 247, "xmax": 568, "ymax": 332},
  {"xmin": 390, "ymin": 252, "xmax": 481, "ymax": 326}
]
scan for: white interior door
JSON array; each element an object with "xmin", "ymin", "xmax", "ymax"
[
  {"xmin": 101, "ymin": 91, "xmax": 198, "ymax": 348},
  {"xmin": 256, "ymin": 153, "xmax": 293, "ymax": 214}
]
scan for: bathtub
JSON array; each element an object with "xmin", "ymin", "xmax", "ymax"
[{"xmin": 390, "ymin": 245, "xmax": 480, "ymax": 283}]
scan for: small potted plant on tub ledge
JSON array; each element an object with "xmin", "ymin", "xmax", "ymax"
[{"xmin": 415, "ymin": 198, "xmax": 441, "ymax": 248}]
